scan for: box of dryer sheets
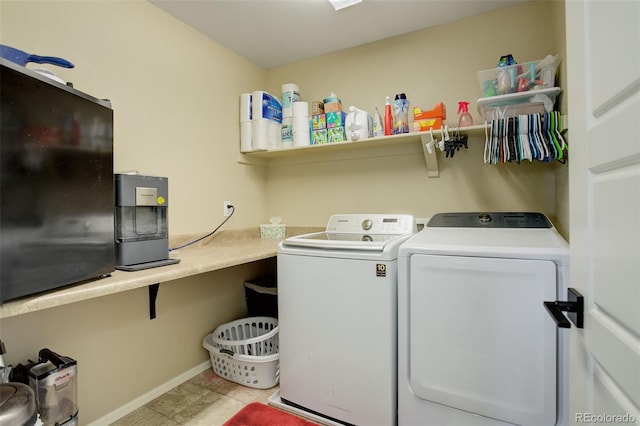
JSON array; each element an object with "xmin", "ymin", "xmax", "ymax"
[
  {"xmin": 312, "ymin": 128, "xmax": 328, "ymax": 144},
  {"xmin": 312, "ymin": 114, "xmax": 326, "ymax": 130},
  {"xmin": 328, "ymin": 126, "xmax": 347, "ymax": 143}
]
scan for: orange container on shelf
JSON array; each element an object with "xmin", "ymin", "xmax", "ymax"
[
  {"xmin": 413, "ymin": 102, "xmax": 446, "ymax": 131},
  {"xmin": 413, "ymin": 117, "xmax": 443, "ymax": 132}
]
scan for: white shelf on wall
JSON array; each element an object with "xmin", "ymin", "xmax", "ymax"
[{"xmin": 238, "ymin": 124, "xmax": 490, "ymax": 178}]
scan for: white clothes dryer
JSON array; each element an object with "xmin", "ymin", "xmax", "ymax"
[{"xmin": 398, "ymin": 212, "xmax": 569, "ymax": 426}]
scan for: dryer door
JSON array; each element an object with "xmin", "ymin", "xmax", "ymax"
[{"xmin": 409, "ymin": 254, "xmax": 557, "ymax": 426}]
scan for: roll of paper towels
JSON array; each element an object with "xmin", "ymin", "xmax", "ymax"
[
  {"xmin": 281, "ymin": 83, "xmax": 300, "ymax": 119},
  {"xmin": 240, "ymin": 93, "xmax": 253, "ymax": 152},
  {"xmin": 252, "ymin": 119, "xmax": 270, "ymax": 151},
  {"xmin": 240, "ymin": 122, "xmax": 253, "ymax": 152},
  {"xmin": 292, "ymin": 101, "xmax": 309, "ymax": 119},
  {"xmin": 291, "ymin": 101, "xmax": 309, "ymax": 146},
  {"xmin": 293, "ymin": 126, "xmax": 310, "ymax": 147},
  {"xmin": 240, "ymin": 93, "xmax": 252, "ymax": 122},
  {"xmin": 269, "ymin": 120, "xmax": 281, "ymax": 149},
  {"xmin": 252, "ymin": 90, "xmax": 282, "ymax": 150},
  {"xmin": 281, "ymin": 117, "xmax": 293, "ymax": 148}
]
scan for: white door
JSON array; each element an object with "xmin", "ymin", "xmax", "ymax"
[{"xmin": 566, "ymin": 1, "xmax": 640, "ymax": 425}]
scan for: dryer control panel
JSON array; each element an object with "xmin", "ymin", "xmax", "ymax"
[{"xmin": 427, "ymin": 212, "xmax": 552, "ymax": 228}]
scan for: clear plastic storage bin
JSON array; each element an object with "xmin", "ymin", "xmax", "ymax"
[
  {"xmin": 202, "ymin": 317, "xmax": 279, "ymax": 389},
  {"xmin": 477, "ymin": 55, "xmax": 559, "ymax": 97},
  {"xmin": 476, "ymin": 87, "xmax": 562, "ymax": 120}
]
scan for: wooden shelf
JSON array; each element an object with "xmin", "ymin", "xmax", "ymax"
[{"xmin": 238, "ymin": 124, "xmax": 489, "ymax": 178}]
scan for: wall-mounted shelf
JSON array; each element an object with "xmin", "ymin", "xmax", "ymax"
[{"xmin": 238, "ymin": 124, "xmax": 489, "ymax": 178}]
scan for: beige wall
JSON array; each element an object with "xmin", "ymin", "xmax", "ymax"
[
  {"xmin": 0, "ymin": 1, "xmax": 274, "ymax": 423},
  {"xmin": 0, "ymin": 0, "xmax": 269, "ymax": 233},
  {"xmin": 265, "ymin": 0, "xmax": 569, "ymax": 229},
  {"xmin": 0, "ymin": 0, "xmax": 569, "ymax": 423}
]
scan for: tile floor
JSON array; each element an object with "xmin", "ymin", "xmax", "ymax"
[{"xmin": 110, "ymin": 369, "xmax": 278, "ymax": 426}]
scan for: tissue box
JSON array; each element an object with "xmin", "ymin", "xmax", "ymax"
[
  {"xmin": 324, "ymin": 101, "xmax": 342, "ymax": 113},
  {"xmin": 326, "ymin": 111, "xmax": 347, "ymax": 128},
  {"xmin": 312, "ymin": 129, "xmax": 328, "ymax": 144},
  {"xmin": 328, "ymin": 126, "xmax": 347, "ymax": 143},
  {"xmin": 260, "ymin": 224, "xmax": 286, "ymax": 239}
]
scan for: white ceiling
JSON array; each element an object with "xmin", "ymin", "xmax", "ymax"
[{"xmin": 149, "ymin": 0, "xmax": 529, "ymax": 69}]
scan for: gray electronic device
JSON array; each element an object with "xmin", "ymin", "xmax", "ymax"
[{"xmin": 114, "ymin": 173, "xmax": 179, "ymax": 270}]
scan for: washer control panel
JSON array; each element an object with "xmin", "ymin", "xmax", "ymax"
[{"xmin": 325, "ymin": 214, "xmax": 416, "ymax": 234}]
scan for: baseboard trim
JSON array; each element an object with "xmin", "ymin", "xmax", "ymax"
[{"xmin": 88, "ymin": 361, "xmax": 211, "ymax": 426}]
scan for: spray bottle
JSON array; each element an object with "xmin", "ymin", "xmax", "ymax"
[
  {"xmin": 384, "ymin": 96, "xmax": 393, "ymax": 136},
  {"xmin": 457, "ymin": 101, "xmax": 473, "ymax": 127}
]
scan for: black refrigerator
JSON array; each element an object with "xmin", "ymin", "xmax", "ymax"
[{"xmin": 0, "ymin": 58, "xmax": 115, "ymax": 303}]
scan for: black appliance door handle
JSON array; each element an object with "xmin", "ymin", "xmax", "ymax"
[
  {"xmin": 38, "ymin": 348, "xmax": 71, "ymax": 368},
  {"xmin": 544, "ymin": 287, "xmax": 584, "ymax": 329}
]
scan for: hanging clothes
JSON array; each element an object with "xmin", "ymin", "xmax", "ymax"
[{"xmin": 484, "ymin": 111, "xmax": 567, "ymax": 165}]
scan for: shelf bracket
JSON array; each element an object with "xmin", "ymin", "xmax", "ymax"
[
  {"xmin": 149, "ymin": 283, "xmax": 160, "ymax": 320},
  {"xmin": 419, "ymin": 134, "xmax": 439, "ymax": 178}
]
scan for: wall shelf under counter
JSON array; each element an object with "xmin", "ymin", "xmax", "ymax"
[{"xmin": 238, "ymin": 124, "xmax": 490, "ymax": 178}]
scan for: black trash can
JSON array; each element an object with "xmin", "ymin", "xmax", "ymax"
[{"xmin": 244, "ymin": 276, "xmax": 277, "ymax": 318}]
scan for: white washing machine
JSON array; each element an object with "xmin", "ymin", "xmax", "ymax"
[
  {"xmin": 398, "ymin": 212, "xmax": 569, "ymax": 426},
  {"xmin": 272, "ymin": 214, "xmax": 416, "ymax": 426}
]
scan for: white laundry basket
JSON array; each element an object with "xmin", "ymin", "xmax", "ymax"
[{"xmin": 202, "ymin": 316, "xmax": 279, "ymax": 389}]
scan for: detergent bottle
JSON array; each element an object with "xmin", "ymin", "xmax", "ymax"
[
  {"xmin": 392, "ymin": 93, "xmax": 410, "ymax": 134},
  {"xmin": 457, "ymin": 101, "xmax": 473, "ymax": 128},
  {"xmin": 345, "ymin": 106, "xmax": 372, "ymax": 141}
]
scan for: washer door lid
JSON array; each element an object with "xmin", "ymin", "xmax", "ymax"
[
  {"xmin": 408, "ymin": 254, "xmax": 558, "ymax": 426},
  {"xmin": 281, "ymin": 232, "xmax": 404, "ymax": 252}
]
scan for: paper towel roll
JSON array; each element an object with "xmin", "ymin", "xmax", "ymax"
[
  {"xmin": 252, "ymin": 90, "xmax": 282, "ymax": 121},
  {"xmin": 240, "ymin": 121, "xmax": 253, "ymax": 152},
  {"xmin": 240, "ymin": 93, "xmax": 253, "ymax": 152},
  {"xmin": 252, "ymin": 119, "xmax": 269, "ymax": 151},
  {"xmin": 269, "ymin": 120, "xmax": 281, "ymax": 149},
  {"xmin": 293, "ymin": 129, "xmax": 310, "ymax": 147},
  {"xmin": 292, "ymin": 117, "xmax": 310, "ymax": 147},
  {"xmin": 281, "ymin": 117, "xmax": 293, "ymax": 148},
  {"xmin": 252, "ymin": 90, "xmax": 282, "ymax": 150},
  {"xmin": 240, "ymin": 93, "xmax": 252, "ymax": 122},
  {"xmin": 292, "ymin": 101, "xmax": 309, "ymax": 119},
  {"xmin": 282, "ymin": 83, "xmax": 300, "ymax": 118}
]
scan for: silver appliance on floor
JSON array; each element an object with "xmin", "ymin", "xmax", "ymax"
[
  {"xmin": 270, "ymin": 214, "xmax": 416, "ymax": 425},
  {"xmin": 28, "ymin": 349, "xmax": 78, "ymax": 426},
  {"xmin": 115, "ymin": 173, "xmax": 179, "ymax": 271},
  {"xmin": 0, "ymin": 383, "xmax": 39, "ymax": 425},
  {"xmin": 398, "ymin": 212, "xmax": 570, "ymax": 425}
]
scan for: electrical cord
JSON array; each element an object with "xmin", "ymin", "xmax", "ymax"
[{"xmin": 169, "ymin": 204, "xmax": 235, "ymax": 251}]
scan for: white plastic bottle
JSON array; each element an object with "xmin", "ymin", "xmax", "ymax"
[{"xmin": 373, "ymin": 105, "xmax": 384, "ymax": 137}]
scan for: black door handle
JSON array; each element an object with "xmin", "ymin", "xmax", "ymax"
[{"xmin": 544, "ymin": 288, "xmax": 584, "ymax": 328}]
